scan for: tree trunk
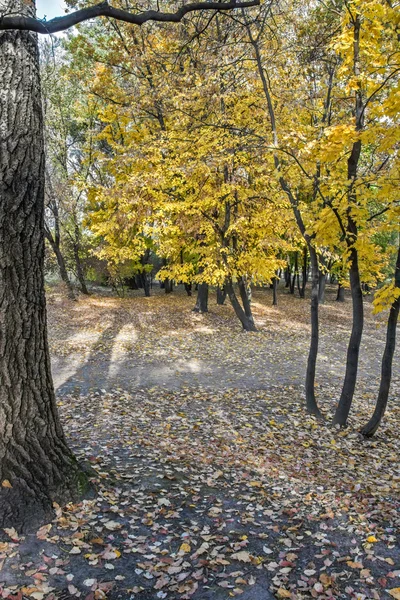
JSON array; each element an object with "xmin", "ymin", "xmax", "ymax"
[
  {"xmin": 360, "ymin": 246, "xmax": 400, "ymax": 437},
  {"xmin": 318, "ymin": 271, "xmax": 326, "ymax": 304},
  {"xmin": 45, "ymin": 230, "xmax": 75, "ymax": 300},
  {"xmin": 284, "ymin": 264, "xmax": 290, "ymax": 288},
  {"xmin": 226, "ymin": 281, "xmax": 257, "ymax": 332},
  {"xmin": 217, "ymin": 285, "xmax": 227, "ymax": 305},
  {"xmin": 238, "ymin": 277, "xmax": 255, "ymax": 327},
  {"xmin": 336, "ymin": 283, "xmax": 345, "ymax": 302},
  {"xmin": 305, "ymin": 247, "xmax": 323, "ymax": 418},
  {"xmin": 140, "ymin": 250, "xmax": 151, "ymax": 297},
  {"xmin": 164, "ymin": 279, "xmax": 173, "ymax": 293},
  {"xmin": 290, "ymin": 253, "xmax": 297, "ymax": 294},
  {"xmin": 73, "ymin": 240, "xmax": 89, "ymax": 295},
  {"xmin": 272, "ymin": 276, "xmax": 278, "ymax": 306},
  {"xmin": 184, "ymin": 283, "xmax": 192, "ymax": 297},
  {"xmin": 0, "ymin": 5, "xmax": 85, "ymax": 530},
  {"xmin": 192, "ymin": 282, "xmax": 208, "ymax": 313},
  {"xmin": 333, "ymin": 246, "xmax": 364, "ymax": 426}
]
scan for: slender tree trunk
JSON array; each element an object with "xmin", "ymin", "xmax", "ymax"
[
  {"xmin": 238, "ymin": 277, "xmax": 255, "ymax": 327},
  {"xmin": 45, "ymin": 230, "xmax": 75, "ymax": 300},
  {"xmin": 217, "ymin": 285, "xmax": 227, "ymax": 305},
  {"xmin": 297, "ymin": 247, "xmax": 307, "ymax": 299},
  {"xmin": 290, "ymin": 254, "xmax": 297, "ymax": 294},
  {"xmin": 306, "ymin": 247, "xmax": 323, "ymax": 418},
  {"xmin": 318, "ymin": 271, "xmax": 326, "ymax": 304},
  {"xmin": 272, "ymin": 276, "xmax": 278, "ymax": 306},
  {"xmin": 0, "ymin": 4, "xmax": 84, "ymax": 530},
  {"xmin": 336, "ymin": 283, "xmax": 345, "ymax": 302},
  {"xmin": 226, "ymin": 281, "xmax": 257, "ymax": 332},
  {"xmin": 192, "ymin": 282, "xmax": 208, "ymax": 313},
  {"xmin": 284, "ymin": 264, "xmax": 290, "ymax": 288},
  {"xmin": 184, "ymin": 283, "xmax": 192, "ymax": 297},
  {"xmin": 333, "ymin": 246, "xmax": 364, "ymax": 425},
  {"xmin": 360, "ymin": 246, "xmax": 400, "ymax": 437},
  {"xmin": 140, "ymin": 250, "xmax": 151, "ymax": 297},
  {"xmin": 73, "ymin": 240, "xmax": 89, "ymax": 295}
]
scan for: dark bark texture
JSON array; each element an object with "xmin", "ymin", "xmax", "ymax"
[
  {"xmin": 360, "ymin": 246, "xmax": 400, "ymax": 437},
  {"xmin": 305, "ymin": 247, "xmax": 322, "ymax": 418},
  {"xmin": 333, "ymin": 244, "xmax": 364, "ymax": 426},
  {"xmin": 0, "ymin": 6, "xmax": 83, "ymax": 530}
]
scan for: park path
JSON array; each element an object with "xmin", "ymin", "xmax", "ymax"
[{"xmin": 48, "ymin": 286, "xmax": 396, "ymax": 400}]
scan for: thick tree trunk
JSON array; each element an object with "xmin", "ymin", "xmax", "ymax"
[
  {"xmin": 333, "ymin": 246, "xmax": 364, "ymax": 426},
  {"xmin": 360, "ymin": 247, "xmax": 400, "ymax": 437},
  {"xmin": 0, "ymin": 4, "xmax": 84, "ymax": 530},
  {"xmin": 217, "ymin": 285, "xmax": 227, "ymax": 305},
  {"xmin": 192, "ymin": 282, "xmax": 208, "ymax": 313},
  {"xmin": 305, "ymin": 247, "xmax": 323, "ymax": 418},
  {"xmin": 226, "ymin": 281, "xmax": 257, "ymax": 331}
]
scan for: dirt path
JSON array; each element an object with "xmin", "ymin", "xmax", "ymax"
[{"xmin": 49, "ymin": 285, "xmax": 394, "ymax": 401}]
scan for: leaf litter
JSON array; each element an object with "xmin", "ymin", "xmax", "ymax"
[{"xmin": 1, "ymin": 285, "xmax": 399, "ymax": 599}]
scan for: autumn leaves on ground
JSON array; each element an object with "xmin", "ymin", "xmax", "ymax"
[{"xmin": 1, "ymin": 286, "xmax": 399, "ymax": 600}]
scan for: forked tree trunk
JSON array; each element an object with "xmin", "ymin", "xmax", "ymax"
[
  {"xmin": 333, "ymin": 245, "xmax": 364, "ymax": 426},
  {"xmin": 226, "ymin": 281, "xmax": 257, "ymax": 332},
  {"xmin": 238, "ymin": 277, "xmax": 255, "ymax": 328},
  {"xmin": 0, "ymin": 3, "xmax": 84, "ymax": 530},
  {"xmin": 360, "ymin": 246, "xmax": 400, "ymax": 437}
]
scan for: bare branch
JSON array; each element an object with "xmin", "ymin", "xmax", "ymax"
[{"xmin": 0, "ymin": 0, "xmax": 260, "ymax": 34}]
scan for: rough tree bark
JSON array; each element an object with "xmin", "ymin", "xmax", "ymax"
[
  {"xmin": 0, "ymin": 0, "xmax": 85, "ymax": 530},
  {"xmin": 360, "ymin": 246, "xmax": 400, "ymax": 437}
]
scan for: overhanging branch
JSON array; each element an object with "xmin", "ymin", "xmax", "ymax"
[{"xmin": 0, "ymin": 0, "xmax": 260, "ymax": 34}]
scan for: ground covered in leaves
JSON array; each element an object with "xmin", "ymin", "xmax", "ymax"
[{"xmin": 1, "ymin": 285, "xmax": 399, "ymax": 600}]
